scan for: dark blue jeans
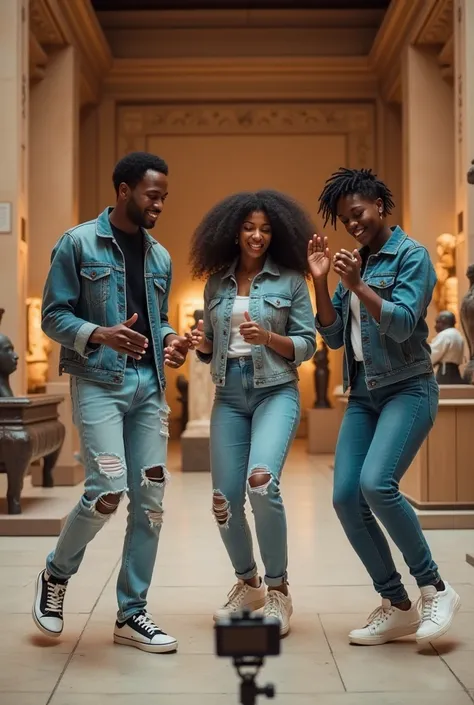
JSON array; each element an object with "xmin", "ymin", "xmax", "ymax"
[{"xmin": 333, "ymin": 364, "xmax": 441, "ymax": 604}]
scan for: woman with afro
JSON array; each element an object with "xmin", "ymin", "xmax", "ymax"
[
  {"xmin": 190, "ymin": 190, "xmax": 316, "ymax": 636},
  {"xmin": 309, "ymin": 167, "xmax": 460, "ymax": 646}
]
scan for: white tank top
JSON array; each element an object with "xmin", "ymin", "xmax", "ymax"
[
  {"xmin": 350, "ymin": 292, "xmax": 364, "ymax": 362},
  {"xmin": 227, "ymin": 296, "xmax": 252, "ymax": 358}
]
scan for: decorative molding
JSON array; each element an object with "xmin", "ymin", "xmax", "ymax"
[
  {"xmin": 29, "ymin": 0, "xmax": 65, "ymax": 46},
  {"xmin": 117, "ymin": 103, "xmax": 375, "ymax": 169},
  {"xmin": 29, "ymin": 31, "xmax": 48, "ymax": 83},
  {"xmin": 29, "ymin": 0, "xmax": 112, "ymax": 106},
  {"xmin": 416, "ymin": 0, "xmax": 454, "ymax": 45},
  {"xmin": 105, "ymin": 56, "xmax": 377, "ymax": 102}
]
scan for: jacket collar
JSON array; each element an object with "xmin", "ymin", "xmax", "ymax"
[
  {"xmin": 360, "ymin": 225, "xmax": 407, "ymax": 258},
  {"xmin": 222, "ymin": 254, "xmax": 280, "ymax": 280},
  {"xmin": 96, "ymin": 207, "xmax": 157, "ymax": 247}
]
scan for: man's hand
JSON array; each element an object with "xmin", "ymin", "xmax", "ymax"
[
  {"xmin": 164, "ymin": 333, "xmax": 193, "ymax": 368},
  {"xmin": 89, "ymin": 313, "xmax": 148, "ymax": 360}
]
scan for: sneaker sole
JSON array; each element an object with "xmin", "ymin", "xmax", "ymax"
[
  {"xmin": 415, "ymin": 595, "xmax": 461, "ymax": 645},
  {"xmin": 213, "ymin": 596, "xmax": 266, "ymax": 622},
  {"xmin": 279, "ymin": 604, "xmax": 293, "ymax": 638},
  {"xmin": 31, "ymin": 572, "xmax": 63, "ymax": 639},
  {"xmin": 113, "ymin": 634, "xmax": 178, "ymax": 653},
  {"xmin": 349, "ymin": 622, "xmax": 420, "ymax": 646}
]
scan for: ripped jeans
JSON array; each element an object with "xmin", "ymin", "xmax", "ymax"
[
  {"xmin": 46, "ymin": 362, "xmax": 170, "ymax": 622},
  {"xmin": 210, "ymin": 357, "xmax": 300, "ymax": 587}
]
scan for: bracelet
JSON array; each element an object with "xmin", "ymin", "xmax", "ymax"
[{"xmin": 267, "ymin": 331, "xmax": 272, "ymax": 346}]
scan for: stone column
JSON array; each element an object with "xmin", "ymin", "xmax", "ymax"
[
  {"xmin": 402, "ymin": 44, "xmax": 455, "ymax": 330},
  {"xmin": 454, "ymin": 0, "xmax": 474, "ymax": 301},
  {"xmin": 0, "ymin": 0, "xmax": 29, "ymax": 395},
  {"xmin": 28, "ymin": 45, "xmax": 82, "ymax": 485}
]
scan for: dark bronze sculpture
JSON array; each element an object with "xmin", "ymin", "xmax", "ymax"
[
  {"xmin": 0, "ymin": 332, "xmax": 19, "ymax": 398},
  {"xmin": 460, "ymin": 264, "xmax": 474, "ymax": 384},
  {"xmin": 0, "ymin": 310, "xmax": 65, "ymax": 514},
  {"xmin": 313, "ymin": 340, "xmax": 331, "ymax": 408},
  {"xmin": 176, "ymin": 375, "xmax": 189, "ymax": 434}
]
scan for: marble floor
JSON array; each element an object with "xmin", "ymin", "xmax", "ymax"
[{"xmin": 0, "ymin": 440, "xmax": 473, "ymax": 705}]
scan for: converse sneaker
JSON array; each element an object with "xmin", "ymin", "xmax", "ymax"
[
  {"xmin": 213, "ymin": 579, "xmax": 266, "ymax": 621},
  {"xmin": 32, "ymin": 569, "xmax": 68, "ymax": 638},
  {"xmin": 415, "ymin": 582, "xmax": 461, "ymax": 644},
  {"xmin": 263, "ymin": 589, "xmax": 293, "ymax": 637},
  {"xmin": 348, "ymin": 599, "xmax": 420, "ymax": 646},
  {"xmin": 114, "ymin": 611, "xmax": 178, "ymax": 653}
]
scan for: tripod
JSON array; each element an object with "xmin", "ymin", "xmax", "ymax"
[{"xmin": 233, "ymin": 656, "xmax": 275, "ymax": 705}]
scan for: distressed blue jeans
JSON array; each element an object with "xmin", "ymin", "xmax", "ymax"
[
  {"xmin": 210, "ymin": 357, "xmax": 300, "ymax": 587},
  {"xmin": 333, "ymin": 363, "xmax": 441, "ymax": 604},
  {"xmin": 46, "ymin": 363, "xmax": 170, "ymax": 621}
]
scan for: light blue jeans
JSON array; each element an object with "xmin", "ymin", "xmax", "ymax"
[
  {"xmin": 46, "ymin": 363, "xmax": 170, "ymax": 621},
  {"xmin": 333, "ymin": 363, "xmax": 441, "ymax": 604},
  {"xmin": 210, "ymin": 357, "xmax": 300, "ymax": 587}
]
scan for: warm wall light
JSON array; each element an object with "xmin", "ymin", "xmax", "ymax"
[
  {"xmin": 178, "ymin": 298, "xmax": 204, "ymax": 335},
  {"xmin": 26, "ymin": 297, "xmax": 51, "ymax": 393}
]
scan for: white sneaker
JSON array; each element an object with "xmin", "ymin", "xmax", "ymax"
[
  {"xmin": 349, "ymin": 599, "xmax": 420, "ymax": 646},
  {"xmin": 214, "ymin": 579, "xmax": 266, "ymax": 621},
  {"xmin": 113, "ymin": 611, "xmax": 178, "ymax": 653},
  {"xmin": 416, "ymin": 582, "xmax": 461, "ymax": 644},
  {"xmin": 263, "ymin": 589, "xmax": 293, "ymax": 637}
]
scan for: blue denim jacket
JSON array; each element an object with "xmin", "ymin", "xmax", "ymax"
[
  {"xmin": 197, "ymin": 256, "xmax": 316, "ymax": 387},
  {"xmin": 315, "ymin": 227, "xmax": 436, "ymax": 392},
  {"xmin": 41, "ymin": 207, "xmax": 176, "ymax": 389}
]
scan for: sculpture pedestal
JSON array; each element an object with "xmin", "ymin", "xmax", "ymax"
[
  {"xmin": 181, "ymin": 420, "xmax": 210, "ymax": 472},
  {"xmin": 0, "ymin": 394, "xmax": 65, "ymax": 515},
  {"xmin": 334, "ymin": 384, "xmax": 474, "ymax": 529},
  {"xmin": 307, "ymin": 407, "xmax": 341, "ymax": 455},
  {"xmin": 30, "ymin": 381, "xmax": 83, "ymax": 487}
]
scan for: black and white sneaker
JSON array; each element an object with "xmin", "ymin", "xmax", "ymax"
[
  {"xmin": 32, "ymin": 569, "xmax": 68, "ymax": 637},
  {"xmin": 114, "ymin": 611, "xmax": 178, "ymax": 653}
]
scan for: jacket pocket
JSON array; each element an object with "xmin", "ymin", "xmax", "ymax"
[
  {"xmin": 153, "ymin": 276, "xmax": 168, "ymax": 309},
  {"xmin": 263, "ymin": 295, "xmax": 291, "ymax": 328},
  {"xmin": 366, "ymin": 275, "xmax": 395, "ymax": 301},
  {"xmin": 80, "ymin": 265, "xmax": 111, "ymax": 305},
  {"xmin": 208, "ymin": 296, "xmax": 222, "ymax": 325}
]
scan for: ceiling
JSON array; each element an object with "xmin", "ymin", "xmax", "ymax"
[{"xmin": 92, "ymin": 0, "xmax": 390, "ymax": 10}]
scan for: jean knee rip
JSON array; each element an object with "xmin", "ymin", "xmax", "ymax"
[
  {"xmin": 140, "ymin": 465, "xmax": 170, "ymax": 488},
  {"xmin": 95, "ymin": 453, "xmax": 126, "ymax": 479},
  {"xmin": 89, "ymin": 489, "xmax": 126, "ymax": 518},
  {"xmin": 158, "ymin": 405, "xmax": 171, "ymax": 438},
  {"xmin": 145, "ymin": 507, "xmax": 164, "ymax": 529},
  {"xmin": 212, "ymin": 489, "xmax": 232, "ymax": 530},
  {"xmin": 248, "ymin": 466, "xmax": 272, "ymax": 496}
]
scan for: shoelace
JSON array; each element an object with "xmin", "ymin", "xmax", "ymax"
[
  {"xmin": 45, "ymin": 582, "xmax": 66, "ymax": 615},
  {"xmin": 264, "ymin": 591, "xmax": 285, "ymax": 619},
  {"xmin": 364, "ymin": 605, "xmax": 394, "ymax": 628},
  {"xmin": 417, "ymin": 594, "xmax": 439, "ymax": 622},
  {"xmin": 133, "ymin": 612, "xmax": 163, "ymax": 635},
  {"xmin": 224, "ymin": 582, "xmax": 249, "ymax": 609}
]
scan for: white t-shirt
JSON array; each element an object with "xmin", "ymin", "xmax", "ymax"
[
  {"xmin": 227, "ymin": 296, "xmax": 252, "ymax": 358},
  {"xmin": 430, "ymin": 327, "xmax": 465, "ymax": 367},
  {"xmin": 350, "ymin": 292, "xmax": 364, "ymax": 362}
]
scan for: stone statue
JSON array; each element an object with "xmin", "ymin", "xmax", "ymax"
[
  {"xmin": 313, "ymin": 338, "xmax": 331, "ymax": 408},
  {"xmin": 460, "ymin": 264, "xmax": 474, "ymax": 384},
  {"xmin": 0, "ymin": 332, "xmax": 19, "ymax": 398},
  {"xmin": 187, "ymin": 309, "xmax": 214, "ymax": 422},
  {"xmin": 467, "ymin": 159, "xmax": 474, "ymax": 185},
  {"xmin": 26, "ymin": 297, "xmax": 51, "ymax": 393},
  {"xmin": 433, "ymin": 233, "xmax": 458, "ymax": 319}
]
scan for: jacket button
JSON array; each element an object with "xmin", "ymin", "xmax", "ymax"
[
  {"xmin": 91, "ymin": 271, "xmax": 97, "ymax": 279},
  {"xmin": 223, "ymin": 330, "xmax": 227, "ymax": 335},
  {"xmin": 276, "ymin": 299, "xmax": 280, "ymax": 305},
  {"xmin": 113, "ymin": 376, "xmax": 121, "ymax": 383},
  {"xmin": 369, "ymin": 380, "xmax": 376, "ymax": 387},
  {"xmin": 380, "ymin": 280, "xmax": 385, "ymax": 286},
  {"xmin": 254, "ymin": 284, "xmax": 259, "ymax": 289},
  {"xmin": 219, "ymin": 378, "xmax": 223, "ymax": 384}
]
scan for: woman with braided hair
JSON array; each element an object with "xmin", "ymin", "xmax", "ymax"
[{"xmin": 308, "ymin": 167, "xmax": 461, "ymax": 646}]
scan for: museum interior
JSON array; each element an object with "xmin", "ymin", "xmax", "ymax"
[{"xmin": 0, "ymin": 0, "xmax": 474, "ymax": 703}]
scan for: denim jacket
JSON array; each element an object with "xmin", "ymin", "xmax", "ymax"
[
  {"xmin": 41, "ymin": 207, "xmax": 176, "ymax": 389},
  {"xmin": 316, "ymin": 227, "xmax": 436, "ymax": 392},
  {"xmin": 197, "ymin": 256, "xmax": 316, "ymax": 387}
]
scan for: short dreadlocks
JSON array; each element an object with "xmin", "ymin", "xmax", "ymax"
[{"xmin": 318, "ymin": 167, "xmax": 395, "ymax": 228}]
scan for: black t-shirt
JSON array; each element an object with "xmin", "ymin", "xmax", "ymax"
[{"xmin": 111, "ymin": 223, "xmax": 154, "ymax": 364}]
